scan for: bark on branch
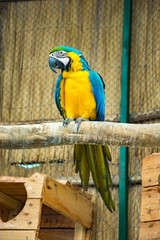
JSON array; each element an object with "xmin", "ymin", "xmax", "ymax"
[{"xmin": 0, "ymin": 121, "xmax": 159, "ymax": 149}]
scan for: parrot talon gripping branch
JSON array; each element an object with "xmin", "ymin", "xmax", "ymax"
[
  {"xmin": 62, "ymin": 117, "xmax": 74, "ymax": 128},
  {"xmin": 49, "ymin": 46, "xmax": 115, "ymax": 212},
  {"xmin": 75, "ymin": 117, "xmax": 89, "ymax": 132}
]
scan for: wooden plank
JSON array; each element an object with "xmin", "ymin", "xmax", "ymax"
[
  {"xmin": 42, "ymin": 176, "xmax": 93, "ymax": 229},
  {"xmin": 141, "ymin": 186, "xmax": 160, "ymax": 222},
  {"xmin": 139, "ymin": 221, "xmax": 160, "ymax": 240},
  {"xmin": 140, "ymin": 153, "xmax": 160, "ymax": 238},
  {"xmin": 9, "ymin": 195, "xmax": 27, "ymax": 202},
  {"xmin": 65, "ymin": 182, "xmax": 92, "ymax": 201},
  {"xmin": 38, "ymin": 229, "xmax": 74, "ymax": 240},
  {"xmin": 0, "ymin": 199, "xmax": 42, "ymax": 230},
  {"xmin": 24, "ymin": 173, "xmax": 45, "ymax": 198},
  {"xmin": 74, "ymin": 223, "xmax": 86, "ymax": 240},
  {"xmin": 0, "ymin": 176, "xmax": 27, "ymax": 183},
  {"xmin": 0, "ymin": 122, "xmax": 159, "ymax": 149},
  {"xmin": 142, "ymin": 153, "xmax": 160, "ymax": 187},
  {"xmin": 40, "ymin": 205, "xmax": 75, "ymax": 228},
  {"xmin": 0, "ymin": 230, "xmax": 38, "ymax": 240},
  {"xmin": 0, "ymin": 192, "xmax": 22, "ymax": 210}
]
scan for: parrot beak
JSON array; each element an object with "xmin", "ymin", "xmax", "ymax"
[
  {"xmin": 48, "ymin": 57, "xmax": 57, "ymax": 73},
  {"xmin": 49, "ymin": 55, "xmax": 62, "ymax": 73}
]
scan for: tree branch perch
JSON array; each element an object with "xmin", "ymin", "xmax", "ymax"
[{"xmin": 0, "ymin": 121, "xmax": 159, "ymax": 149}]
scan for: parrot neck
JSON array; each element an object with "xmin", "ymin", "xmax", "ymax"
[{"xmin": 67, "ymin": 52, "xmax": 83, "ymax": 72}]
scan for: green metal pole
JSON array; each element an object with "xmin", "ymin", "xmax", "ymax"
[{"xmin": 119, "ymin": 0, "xmax": 132, "ymax": 239}]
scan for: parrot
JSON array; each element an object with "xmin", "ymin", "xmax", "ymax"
[{"xmin": 49, "ymin": 46, "xmax": 115, "ymax": 212}]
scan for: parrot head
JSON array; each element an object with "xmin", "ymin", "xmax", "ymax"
[
  {"xmin": 49, "ymin": 47, "xmax": 70, "ymax": 73},
  {"xmin": 49, "ymin": 46, "xmax": 88, "ymax": 73}
]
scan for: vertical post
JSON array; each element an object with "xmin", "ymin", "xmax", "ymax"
[
  {"xmin": 74, "ymin": 223, "xmax": 86, "ymax": 240},
  {"xmin": 119, "ymin": 0, "xmax": 132, "ymax": 239}
]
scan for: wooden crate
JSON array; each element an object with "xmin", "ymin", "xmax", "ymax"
[
  {"xmin": 139, "ymin": 153, "xmax": 160, "ymax": 240},
  {"xmin": 0, "ymin": 173, "xmax": 93, "ymax": 240}
]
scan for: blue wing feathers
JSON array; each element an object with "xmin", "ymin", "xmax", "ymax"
[
  {"xmin": 55, "ymin": 74, "xmax": 64, "ymax": 119},
  {"xmin": 89, "ymin": 71, "xmax": 105, "ymax": 121}
]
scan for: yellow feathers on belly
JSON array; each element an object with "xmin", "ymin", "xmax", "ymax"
[{"xmin": 60, "ymin": 70, "xmax": 96, "ymax": 120}]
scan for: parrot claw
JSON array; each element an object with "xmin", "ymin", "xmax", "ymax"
[
  {"xmin": 63, "ymin": 118, "xmax": 74, "ymax": 128},
  {"xmin": 75, "ymin": 117, "xmax": 89, "ymax": 132}
]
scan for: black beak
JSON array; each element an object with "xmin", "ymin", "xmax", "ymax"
[{"xmin": 49, "ymin": 56, "xmax": 65, "ymax": 73}]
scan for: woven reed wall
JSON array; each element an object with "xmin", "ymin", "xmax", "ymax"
[{"xmin": 0, "ymin": 0, "xmax": 160, "ymax": 239}]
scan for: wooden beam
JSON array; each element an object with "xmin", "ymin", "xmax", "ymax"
[
  {"xmin": 0, "ymin": 121, "xmax": 159, "ymax": 149},
  {"xmin": 55, "ymin": 174, "xmax": 142, "ymax": 187},
  {"xmin": 130, "ymin": 109, "xmax": 160, "ymax": 123},
  {"xmin": 0, "ymin": 230, "xmax": 39, "ymax": 240},
  {"xmin": 0, "ymin": 192, "xmax": 22, "ymax": 210},
  {"xmin": 42, "ymin": 176, "xmax": 93, "ymax": 229}
]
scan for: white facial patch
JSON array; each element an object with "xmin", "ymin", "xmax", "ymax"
[{"xmin": 60, "ymin": 57, "xmax": 70, "ymax": 66}]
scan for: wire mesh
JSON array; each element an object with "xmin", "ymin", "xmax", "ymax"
[
  {"xmin": 128, "ymin": 1, "xmax": 160, "ymax": 239},
  {"xmin": 0, "ymin": 0, "xmax": 159, "ymax": 239}
]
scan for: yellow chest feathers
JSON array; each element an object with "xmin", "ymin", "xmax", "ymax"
[{"xmin": 60, "ymin": 70, "xmax": 96, "ymax": 120}]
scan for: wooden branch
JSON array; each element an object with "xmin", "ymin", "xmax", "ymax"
[
  {"xmin": 55, "ymin": 174, "xmax": 142, "ymax": 187},
  {"xmin": 130, "ymin": 109, "xmax": 160, "ymax": 123},
  {"xmin": 0, "ymin": 121, "xmax": 159, "ymax": 149}
]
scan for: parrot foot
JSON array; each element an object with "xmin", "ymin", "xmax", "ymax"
[
  {"xmin": 75, "ymin": 117, "xmax": 89, "ymax": 132},
  {"xmin": 63, "ymin": 118, "xmax": 74, "ymax": 128}
]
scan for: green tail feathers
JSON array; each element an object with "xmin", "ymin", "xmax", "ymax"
[{"xmin": 74, "ymin": 144, "xmax": 115, "ymax": 212}]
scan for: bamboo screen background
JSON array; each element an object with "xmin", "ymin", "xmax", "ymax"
[{"xmin": 0, "ymin": 1, "xmax": 160, "ymax": 239}]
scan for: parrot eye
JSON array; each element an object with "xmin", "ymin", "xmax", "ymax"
[
  {"xmin": 54, "ymin": 50, "xmax": 67, "ymax": 58},
  {"xmin": 58, "ymin": 51, "xmax": 66, "ymax": 57}
]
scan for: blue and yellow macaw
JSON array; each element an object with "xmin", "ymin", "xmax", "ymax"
[{"xmin": 49, "ymin": 46, "xmax": 115, "ymax": 212}]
